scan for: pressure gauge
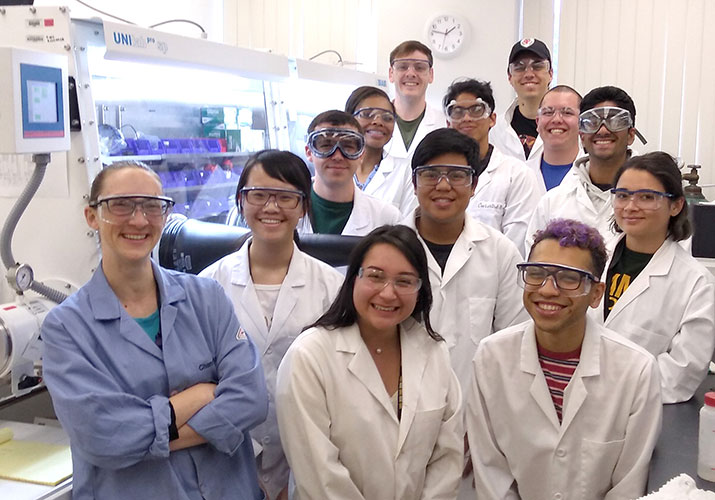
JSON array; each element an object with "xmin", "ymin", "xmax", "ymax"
[{"xmin": 7, "ymin": 264, "xmax": 34, "ymax": 293}]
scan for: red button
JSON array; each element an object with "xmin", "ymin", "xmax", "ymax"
[{"xmin": 44, "ymin": 19, "xmax": 55, "ymax": 27}]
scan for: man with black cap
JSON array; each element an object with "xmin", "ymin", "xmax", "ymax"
[{"xmin": 492, "ymin": 38, "xmax": 553, "ymax": 162}]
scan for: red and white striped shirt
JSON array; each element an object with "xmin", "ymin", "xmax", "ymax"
[{"xmin": 537, "ymin": 344, "xmax": 581, "ymax": 422}]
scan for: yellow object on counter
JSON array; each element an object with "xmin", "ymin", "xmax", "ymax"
[{"xmin": 0, "ymin": 427, "xmax": 72, "ymax": 486}]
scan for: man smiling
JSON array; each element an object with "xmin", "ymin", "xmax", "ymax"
[
  {"xmin": 492, "ymin": 38, "xmax": 553, "ymax": 162},
  {"xmin": 467, "ymin": 219, "xmax": 661, "ymax": 500},
  {"xmin": 304, "ymin": 110, "xmax": 400, "ymax": 235},
  {"xmin": 526, "ymin": 86, "xmax": 639, "ymax": 250},
  {"xmin": 384, "ymin": 40, "xmax": 445, "ymax": 165},
  {"xmin": 403, "ymin": 128, "xmax": 526, "ymax": 388},
  {"xmin": 527, "ymin": 85, "xmax": 583, "ymax": 191}
]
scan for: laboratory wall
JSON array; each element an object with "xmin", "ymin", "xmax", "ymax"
[
  {"xmin": 224, "ymin": 0, "xmax": 522, "ymax": 115},
  {"xmin": 524, "ymin": 0, "xmax": 715, "ymax": 194}
]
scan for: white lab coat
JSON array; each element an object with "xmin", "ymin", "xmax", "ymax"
[
  {"xmin": 468, "ymin": 147, "xmax": 545, "ymax": 255},
  {"xmin": 591, "ymin": 235, "xmax": 715, "ymax": 403},
  {"xmin": 403, "ymin": 211, "xmax": 528, "ymax": 387},
  {"xmin": 466, "ymin": 318, "xmax": 662, "ymax": 500},
  {"xmin": 304, "ymin": 186, "xmax": 402, "ymax": 236},
  {"xmin": 490, "ymin": 98, "xmax": 544, "ymax": 162},
  {"xmin": 360, "ymin": 154, "xmax": 418, "ymax": 217},
  {"xmin": 383, "ymin": 103, "xmax": 446, "ymax": 164},
  {"xmin": 525, "ymin": 147, "xmax": 586, "ymax": 192},
  {"xmin": 199, "ymin": 242, "xmax": 343, "ymax": 498},
  {"xmin": 525, "ymin": 156, "xmax": 617, "ymax": 254},
  {"xmin": 276, "ymin": 319, "xmax": 463, "ymax": 500}
]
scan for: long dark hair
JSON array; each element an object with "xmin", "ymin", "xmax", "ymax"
[
  {"xmin": 610, "ymin": 151, "xmax": 691, "ymax": 241},
  {"xmin": 308, "ymin": 225, "xmax": 442, "ymax": 341}
]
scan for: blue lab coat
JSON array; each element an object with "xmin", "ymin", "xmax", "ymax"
[{"xmin": 42, "ymin": 260, "xmax": 268, "ymax": 500}]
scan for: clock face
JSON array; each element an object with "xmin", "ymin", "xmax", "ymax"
[{"xmin": 428, "ymin": 15, "xmax": 467, "ymax": 56}]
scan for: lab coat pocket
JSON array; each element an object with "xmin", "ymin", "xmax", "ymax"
[
  {"xmin": 403, "ymin": 406, "xmax": 447, "ymax": 466},
  {"xmin": 620, "ymin": 324, "xmax": 671, "ymax": 356},
  {"xmin": 468, "ymin": 297, "xmax": 497, "ymax": 345},
  {"xmin": 580, "ymin": 437, "xmax": 625, "ymax": 500}
]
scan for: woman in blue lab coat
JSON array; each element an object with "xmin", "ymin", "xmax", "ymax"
[
  {"xmin": 200, "ymin": 149, "xmax": 344, "ymax": 500},
  {"xmin": 41, "ymin": 161, "xmax": 268, "ymax": 500}
]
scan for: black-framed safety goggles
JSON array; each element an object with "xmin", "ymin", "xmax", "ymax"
[
  {"xmin": 517, "ymin": 262, "xmax": 598, "ymax": 296},
  {"xmin": 307, "ymin": 128, "xmax": 365, "ymax": 160}
]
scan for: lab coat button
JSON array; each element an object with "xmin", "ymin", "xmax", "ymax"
[
  {"xmin": 555, "ymin": 448, "xmax": 566, "ymax": 457},
  {"xmin": 554, "ymin": 493, "xmax": 563, "ymax": 500}
]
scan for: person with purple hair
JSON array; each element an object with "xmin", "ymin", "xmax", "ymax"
[{"xmin": 466, "ymin": 218, "xmax": 662, "ymax": 500}]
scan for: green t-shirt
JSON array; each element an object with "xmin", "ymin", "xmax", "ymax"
[
  {"xmin": 310, "ymin": 188, "xmax": 353, "ymax": 234},
  {"xmin": 396, "ymin": 108, "xmax": 426, "ymax": 151},
  {"xmin": 134, "ymin": 309, "xmax": 160, "ymax": 342},
  {"xmin": 604, "ymin": 239, "xmax": 653, "ymax": 319}
]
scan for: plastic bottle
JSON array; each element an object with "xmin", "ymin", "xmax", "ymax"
[{"xmin": 698, "ymin": 392, "xmax": 715, "ymax": 481}]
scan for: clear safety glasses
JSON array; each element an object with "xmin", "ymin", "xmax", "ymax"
[
  {"xmin": 610, "ymin": 188, "xmax": 675, "ymax": 211},
  {"xmin": 358, "ymin": 267, "xmax": 422, "ymax": 295},
  {"xmin": 307, "ymin": 128, "xmax": 365, "ymax": 160},
  {"xmin": 90, "ymin": 195, "xmax": 174, "ymax": 224},
  {"xmin": 537, "ymin": 106, "xmax": 578, "ymax": 119},
  {"xmin": 445, "ymin": 98, "xmax": 491, "ymax": 122},
  {"xmin": 391, "ymin": 58, "xmax": 432, "ymax": 74},
  {"xmin": 240, "ymin": 187, "xmax": 305, "ymax": 209},
  {"xmin": 508, "ymin": 58, "xmax": 550, "ymax": 74},
  {"xmin": 353, "ymin": 107, "xmax": 396, "ymax": 124},
  {"xmin": 413, "ymin": 165, "xmax": 474, "ymax": 187},
  {"xmin": 578, "ymin": 106, "xmax": 633, "ymax": 134},
  {"xmin": 517, "ymin": 262, "xmax": 598, "ymax": 296}
]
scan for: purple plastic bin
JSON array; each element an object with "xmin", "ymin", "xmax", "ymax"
[
  {"xmin": 179, "ymin": 139, "xmax": 194, "ymax": 154},
  {"xmin": 134, "ymin": 139, "xmax": 153, "ymax": 156},
  {"xmin": 123, "ymin": 138, "xmax": 138, "ymax": 155},
  {"xmin": 205, "ymin": 139, "xmax": 222, "ymax": 153},
  {"xmin": 162, "ymin": 139, "xmax": 181, "ymax": 154}
]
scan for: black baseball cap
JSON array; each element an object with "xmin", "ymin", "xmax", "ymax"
[{"xmin": 508, "ymin": 38, "xmax": 551, "ymax": 64}]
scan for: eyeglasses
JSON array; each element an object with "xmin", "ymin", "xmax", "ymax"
[
  {"xmin": 413, "ymin": 165, "xmax": 474, "ymax": 187},
  {"xmin": 517, "ymin": 262, "xmax": 598, "ymax": 296},
  {"xmin": 90, "ymin": 195, "xmax": 174, "ymax": 223},
  {"xmin": 445, "ymin": 98, "xmax": 491, "ymax": 122},
  {"xmin": 538, "ymin": 106, "xmax": 578, "ymax": 119},
  {"xmin": 509, "ymin": 58, "xmax": 550, "ymax": 74},
  {"xmin": 307, "ymin": 128, "xmax": 365, "ymax": 160},
  {"xmin": 358, "ymin": 267, "xmax": 422, "ymax": 295},
  {"xmin": 240, "ymin": 187, "xmax": 305, "ymax": 209},
  {"xmin": 578, "ymin": 106, "xmax": 633, "ymax": 134},
  {"xmin": 610, "ymin": 188, "xmax": 675, "ymax": 210},
  {"xmin": 353, "ymin": 107, "xmax": 396, "ymax": 124},
  {"xmin": 391, "ymin": 58, "xmax": 432, "ymax": 74}
]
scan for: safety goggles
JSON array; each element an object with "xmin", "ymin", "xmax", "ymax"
[
  {"xmin": 353, "ymin": 107, "xmax": 396, "ymax": 124},
  {"xmin": 578, "ymin": 107, "xmax": 633, "ymax": 134},
  {"xmin": 358, "ymin": 267, "xmax": 422, "ymax": 295},
  {"xmin": 240, "ymin": 187, "xmax": 305, "ymax": 209},
  {"xmin": 610, "ymin": 188, "xmax": 675, "ymax": 210},
  {"xmin": 90, "ymin": 194, "xmax": 174, "ymax": 224},
  {"xmin": 445, "ymin": 98, "xmax": 491, "ymax": 122},
  {"xmin": 391, "ymin": 58, "xmax": 432, "ymax": 74},
  {"xmin": 517, "ymin": 262, "xmax": 598, "ymax": 296},
  {"xmin": 413, "ymin": 165, "xmax": 474, "ymax": 187},
  {"xmin": 537, "ymin": 106, "xmax": 578, "ymax": 119},
  {"xmin": 307, "ymin": 128, "xmax": 365, "ymax": 160},
  {"xmin": 508, "ymin": 58, "xmax": 550, "ymax": 74}
]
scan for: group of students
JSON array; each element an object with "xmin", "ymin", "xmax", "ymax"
[{"xmin": 38, "ymin": 36, "xmax": 715, "ymax": 500}]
